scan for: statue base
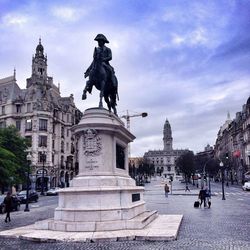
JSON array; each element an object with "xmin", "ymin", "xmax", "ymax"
[{"xmin": 36, "ymin": 108, "xmax": 157, "ymax": 232}]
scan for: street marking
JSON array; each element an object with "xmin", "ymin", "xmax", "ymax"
[{"xmin": 237, "ymin": 198, "xmax": 244, "ymax": 200}]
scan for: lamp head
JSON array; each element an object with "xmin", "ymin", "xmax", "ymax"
[{"xmin": 26, "ymin": 152, "xmax": 32, "ymax": 161}]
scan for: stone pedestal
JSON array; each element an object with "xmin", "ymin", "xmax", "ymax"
[{"xmin": 38, "ymin": 108, "xmax": 157, "ymax": 232}]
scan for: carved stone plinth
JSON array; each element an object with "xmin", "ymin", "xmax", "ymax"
[{"xmin": 36, "ymin": 108, "xmax": 157, "ymax": 232}]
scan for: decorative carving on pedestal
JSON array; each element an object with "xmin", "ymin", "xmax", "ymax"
[
  {"xmin": 82, "ymin": 129, "xmax": 102, "ymax": 170},
  {"xmin": 83, "ymin": 129, "xmax": 102, "ymax": 156}
]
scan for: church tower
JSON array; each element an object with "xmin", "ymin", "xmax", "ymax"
[
  {"xmin": 163, "ymin": 118, "xmax": 173, "ymax": 151},
  {"xmin": 26, "ymin": 38, "xmax": 48, "ymax": 88}
]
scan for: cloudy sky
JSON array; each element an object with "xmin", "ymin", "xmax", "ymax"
[{"xmin": 0, "ymin": 0, "xmax": 249, "ymax": 157}]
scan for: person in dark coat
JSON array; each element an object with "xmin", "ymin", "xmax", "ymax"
[
  {"xmin": 164, "ymin": 183, "xmax": 170, "ymax": 197},
  {"xmin": 4, "ymin": 192, "xmax": 12, "ymax": 223},
  {"xmin": 198, "ymin": 187, "xmax": 206, "ymax": 207}
]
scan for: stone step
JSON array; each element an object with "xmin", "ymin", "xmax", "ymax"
[
  {"xmin": 35, "ymin": 210, "xmax": 158, "ymax": 232},
  {"xmin": 126, "ymin": 210, "xmax": 158, "ymax": 230}
]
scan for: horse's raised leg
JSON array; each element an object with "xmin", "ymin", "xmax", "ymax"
[
  {"xmin": 82, "ymin": 89, "xmax": 87, "ymax": 100},
  {"xmin": 82, "ymin": 80, "xmax": 92, "ymax": 100}
]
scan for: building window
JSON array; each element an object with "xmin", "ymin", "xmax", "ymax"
[
  {"xmin": 25, "ymin": 119, "xmax": 32, "ymax": 131},
  {"xmin": 66, "ymin": 142, "xmax": 69, "ymax": 151},
  {"xmin": 39, "ymin": 135, "xmax": 47, "ymax": 147},
  {"xmin": 52, "ymin": 140, "xmax": 55, "ymax": 149},
  {"xmin": 67, "ymin": 129, "xmax": 69, "ymax": 137},
  {"xmin": 61, "ymin": 126, "xmax": 64, "ymax": 138},
  {"xmin": 52, "ymin": 154, "xmax": 54, "ymax": 164},
  {"xmin": 16, "ymin": 104, "xmax": 21, "ymax": 113},
  {"xmin": 39, "ymin": 119, "xmax": 47, "ymax": 131},
  {"xmin": 0, "ymin": 121, "xmax": 6, "ymax": 128},
  {"xmin": 61, "ymin": 155, "xmax": 64, "ymax": 166},
  {"xmin": 53, "ymin": 109, "xmax": 58, "ymax": 118},
  {"xmin": 61, "ymin": 141, "xmax": 64, "ymax": 153},
  {"xmin": 67, "ymin": 114, "xmax": 70, "ymax": 123},
  {"xmin": 38, "ymin": 152, "xmax": 46, "ymax": 163},
  {"xmin": 25, "ymin": 136, "xmax": 32, "ymax": 147},
  {"xmin": 168, "ymin": 166, "xmax": 171, "ymax": 172},
  {"xmin": 16, "ymin": 120, "xmax": 21, "ymax": 131},
  {"xmin": 71, "ymin": 143, "xmax": 75, "ymax": 154},
  {"xmin": 27, "ymin": 103, "xmax": 31, "ymax": 112},
  {"xmin": 2, "ymin": 106, "xmax": 5, "ymax": 115},
  {"xmin": 38, "ymin": 67, "xmax": 44, "ymax": 75}
]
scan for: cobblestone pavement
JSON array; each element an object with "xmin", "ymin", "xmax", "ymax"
[{"xmin": 0, "ymin": 179, "xmax": 250, "ymax": 249}]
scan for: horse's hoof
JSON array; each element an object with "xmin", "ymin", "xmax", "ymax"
[{"xmin": 82, "ymin": 93, "xmax": 87, "ymax": 100}]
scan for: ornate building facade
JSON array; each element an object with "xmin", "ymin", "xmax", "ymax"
[
  {"xmin": 144, "ymin": 119, "xmax": 186, "ymax": 178},
  {"xmin": 0, "ymin": 39, "xmax": 82, "ymax": 190},
  {"xmin": 214, "ymin": 96, "xmax": 250, "ymax": 183}
]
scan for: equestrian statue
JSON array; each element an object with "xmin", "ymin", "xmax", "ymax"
[{"xmin": 82, "ymin": 34, "xmax": 118, "ymax": 115}]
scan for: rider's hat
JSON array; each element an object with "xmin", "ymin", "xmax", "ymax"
[{"xmin": 94, "ymin": 34, "xmax": 109, "ymax": 43}]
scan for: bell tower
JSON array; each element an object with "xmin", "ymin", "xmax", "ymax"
[
  {"xmin": 26, "ymin": 38, "xmax": 48, "ymax": 88},
  {"xmin": 163, "ymin": 118, "xmax": 173, "ymax": 151}
]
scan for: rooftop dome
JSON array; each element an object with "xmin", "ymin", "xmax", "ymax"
[{"xmin": 36, "ymin": 38, "xmax": 44, "ymax": 55}]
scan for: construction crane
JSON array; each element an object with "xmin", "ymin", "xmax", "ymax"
[
  {"xmin": 121, "ymin": 110, "xmax": 148, "ymax": 131},
  {"xmin": 120, "ymin": 110, "xmax": 148, "ymax": 157}
]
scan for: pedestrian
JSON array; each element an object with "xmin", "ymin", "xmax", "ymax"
[
  {"xmin": 185, "ymin": 185, "xmax": 190, "ymax": 192},
  {"xmin": 205, "ymin": 187, "xmax": 211, "ymax": 208},
  {"xmin": 164, "ymin": 183, "xmax": 170, "ymax": 197},
  {"xmin": 4, "ymin": 192, "xmax": 12, "ymax": 223},
  {"xmin": 198, "ymin": 187, "xmax": 206, "ymax": 208}
]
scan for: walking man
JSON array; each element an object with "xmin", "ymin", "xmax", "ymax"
[
  {"xmin": 185, "ymin": 185, "xmax": 191, "ymax": 192},
  {"xmin": 198, "ymin": 187, "xmax": 206, "ymax": 208},
  {"xmin": 164, "ymin": 183, "xmax": 170, "ymax": 197},
  {"xmin": 205, "ymin": 187, "xmax": 211, "ymax": 208},
  {"xmin": 4, "ymin": 192, "xmax": 12, "ymax": 223}
]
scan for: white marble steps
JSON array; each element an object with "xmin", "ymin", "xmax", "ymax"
[
  {"xmin": 0, "ymin": 215, "xmax": 183, "ymax": 242},
  {"xmin": 35, "ymin": 210, "xmax": 158, "ymax": 232}
]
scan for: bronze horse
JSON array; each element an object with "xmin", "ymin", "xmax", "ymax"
[{"xmin": 82, "ymin": 47, "xmax": 118, "ymax": 115}]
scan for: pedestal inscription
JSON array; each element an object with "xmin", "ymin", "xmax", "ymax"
[{"xmin": 85, "ymin": 157, "xmax": 100, "ymax": 170}]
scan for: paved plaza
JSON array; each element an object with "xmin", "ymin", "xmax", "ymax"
[{"xmin": 0, "ymin": 178, "xmax": 250, "ymax": 249}]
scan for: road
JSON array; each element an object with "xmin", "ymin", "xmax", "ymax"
[{"xmin": 0, "ymin": 179, "xmax": 249, "ymax": 249}]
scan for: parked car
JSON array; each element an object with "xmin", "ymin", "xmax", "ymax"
[
  {"xmin": 17, "ymin": 190, "xmax": 39, "ymax": 203},
  {"xmin": 0, "ymin": 194, "xmax": 21, "ymax": 213},
  {"xmin": 46, "ymin": 188, "xmax": 60, "ymax": 196},
  {"xmin": 242, "ymin": 181, "xmax": 250, "ymax": 191}
]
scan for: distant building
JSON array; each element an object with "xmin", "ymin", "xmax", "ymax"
[
  {"xmin": 214, "ymin": 96, "xmax": 250, "ymax": 183},
  {"xmin": 0, "ymin": 39, "xmax": 82, "ymax": 190},
  {"xmin": 196, "ymin": 144, "xmax": 214, "ymax": 159},
  {"xmin": 144, "ymin": 119, "xmax": 186, "ymax": 178}
]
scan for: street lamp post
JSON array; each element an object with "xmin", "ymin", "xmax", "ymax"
[
  {"xmin": 220, "ymin": 161, "xmax": 226, "ymax": 200},
  {"xmin": 24, "ymin": 152, "xmax": 32, "ymax": 212},
  {"xmin": 41, "ymin": 151, "xmax": 46, "ymax": 195}
]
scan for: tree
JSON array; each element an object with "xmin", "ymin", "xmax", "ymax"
[
  {"xmin": 0, "ymin": 147, "xmax": 19, "ymax": 192},
  {"xmin": 0, "ymin": 126, "xmax": 28, "ymax": 192},
  {"xmin": 175, "ymin": 151, "xmax": 195, "ymax": 184}
]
